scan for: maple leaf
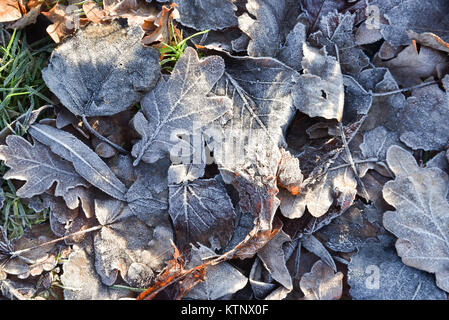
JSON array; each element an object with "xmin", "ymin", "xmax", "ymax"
[
  {"xmin": 299, "ymin": 260, "xmax": 343, "ymax": 300},
  {"xmin": 382, "ymin": 145, "xmax": 449, "ymax": 293},
  {"xmin": 42, "ymin": 21, "xmax": 161, "ymax": 117},
  {"xmin": 131, "ymin": 47, "xmax": 232, "ymax": 166},
  {"xmin": 348, "ymin": 235, "xmax": 447, "ymax": 300},
  {"xmin": 29, "ymin": 124, "xmax": 128, "ymax": 201},
  {"xmin": 0, "ymin": 135, "xmax": 88, "ymax": 199}
]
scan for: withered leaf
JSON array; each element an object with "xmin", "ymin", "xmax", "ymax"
[
  {"xmin": 168, "ymin": 165, "xmax": 236, "ymax": 251},
  {"xmin": 237, "ymin": 0, "xmax": 300, "ymax": 57},
  {"xmin": 310, "ymin": 11, "xmax": 369, "ymax": 76},
  {"xmin": 348, "ymin": 236, "xmax": 447, "ymax": 300},
  {"xmin": 0, "ymin": 135, "xmax": 88, "ymax": 199},
  {"xmin": 380, "ymin": 0, "xmax": 449, "ymax": 47},
  {"xmin": 93, "ymin": 199, "xmax": 173, "ymax": 287},
  {"xmin": 398, "ymin": 76, "xmax": 449, "ymax": 151},
  {"xmin": 299, "ymin": 260, "xmax": 343, "ymax": 300},
  {"xmin": 257, "ymin": 229, "xmax": 292, "ymax": 290},
  {"xmin": 383, "ymin": 145, "xmax": 449, "ymax": 292},
  {"xmin": 296, "ymin": 43, "xmax": 345, "ymax": 122},
  {"xmin": 29, "ymin": 124, "xmax": 127, "ymax": 201},
  {"xmin": 125, "ymin": 158, "xmax": 170, "ymax": 226},
  {"xmin": 184, "ymin": 244, "xmax": 247, "ymax": 300},
  {"xmin": 175, "ymin": 0, "xmax": 238, "ymax": 31},
  {"xmin": 316, "ymin": 201, "xmax": 382, "ymax": 253},
  {"xmin": 61, "ymin": 245, "xmax": 131, "ymax": 300},
  {"xmin": 42, "ymin": 21, "xmax": 160, "ymax": 117},
  {"xmin": 0, "ymin": 0, "xmax": 22, "ymax": 23},
  {"xmin": 376, "ymin": 44, "xmax": 449, "ymax": 87},
  {"xmin": 131, "ymin": 47, "xmax": 232, "ymax": 166}
]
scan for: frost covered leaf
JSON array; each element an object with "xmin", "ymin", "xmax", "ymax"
[
  {"xmin": 212, "ymin": 55, "xmax": 298, "ymax": 153},
  {"xmin": 358, "ymin": 126, "xmax": 399, "ymax": 177},
  {"xmin": 376, "ymin": 45, "xmax": 449, "ymax": 87},
  {"xmin": 310, "ymin": 11, "xmax": 369, "ymax": 76},
  {"xmin": 0, "ymin": 135, "xmax": 88, "ymax": 199},
  {"xmin": 297, "ymin": 43, "xmax": 344, "ymax": 122},
  {"xmin": 348, "ymin": 236, "xmax": 446, "ymax": 300},
  {"xmin": 125, "ymin": 159, "xmax": 170, "ymax": 226},
  {"xmin": 257, "ymin": 229, "xmax": 292, "ymax": 290},
  {"xmin": 61, "ymin": 245, "xmax": 131, "ymax": 300},
  {"xmin": 175, "ymin": 0, "xmax": 237, "ymax": 31},
  {"xmin": 316, "ymin": 202, "xmax": 382, "ymax": 253},
  {"xmin": 398, "ymin": 76, "xmax": 449, "ymax": 151},
  {"xmin": 1, "ymin": 224, "xmax": 60, "ymax": 279},
  {"xmin": 168, "ymin": 168, "xmax": 236, "ymax": 251},
  {"xmin": 380, "ymin": 0, "xmax": 449, "ymax": 47},
  {"xmin": 29, "ymin": 124, "xmax": 127, "ymax": 201},
  {"xmin": 299, "ymin": 260, "xmax": 343, "ymax": 300},
  {"xmin": 94, "ymin": 200, "xmax": 173, "ymax": 287},
  {"xmin": 42, "ymin": 21, "xmax": 160, "ymax": 117},
  {"xmin": 184, "ymin": 244, "xmax": 247, "ymax": 300},
  {"xmin": 277, "ymin": 22, "xmax": 307, "ymax": 70},
  {"xmin": 237, "ymin": 0, "xmax": 300, "ymax": 57},
  {"xmin": 131, "ymin": 47, "xmax": 232, "ymax": 165},
  {"xmin": 137, "ymin": 241, "xmax": 207, "ymax": 300},
  {"xmin": 383, "ymin": 145, "xmax": 449, "ymax": 292}
]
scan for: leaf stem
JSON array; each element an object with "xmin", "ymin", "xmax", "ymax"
[{"xmin": 81, "ymin": 115, "xmax": 128, "ymax": 154}]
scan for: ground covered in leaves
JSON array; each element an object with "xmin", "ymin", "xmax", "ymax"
[{"xmin": 1, "ymin": 0, "xmax": 449, "ymax": 300}]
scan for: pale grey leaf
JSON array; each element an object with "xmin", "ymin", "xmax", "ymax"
[
  {"xmin": 296, "ymin": 43, "xmax": 344, "ymax": 122},
  {"xmin": 61, "ymin": 246, "xmax": 131, "ymax": 300},
  {"xmin": 257, "ymin": 229, "xmax": 292, "ymax": 290},
  {"xmin": 131, "ymin": 47, "xmax": 232, "ymax": 166},
  {"xmin": 29, "ymin": 124, "xmax": 127, "ymax": 201},
  {"xmin": 94, "ymin": 214, "xmax": 173, "ymax": 287},
  {"xmin": 301, "ymin": 234, "xmax": 336, "ymax": 272},
  {"xmin": 348, "ymin": 236, "xmax": 447, "ymax": 300},
  {"xmin": 185, "ymin": 244, "xmax": 247, "ymax": 300},
  {"xmin": 167, "ymin": 163, "xmax": 205, "ymax": 184},
  {"xmin": 0, "ymin": 135, "xmax": 88, "ymax": 199},
  {"xmin": 383, "ymin": 145, "xmax": 449, "ymax": 292},
  {"xmin": 168, "ymin": 177, "xmax": 236, "ymax": 251},
  {"xmin": 238, "ymin": 0, "xmax": 300, "ymax": 57},
  {"xmin": 381, "ymin": 0, "xmax": 449, "ymax": 47},
  {"xmin": 176, "ymin": 0, "xmax": 237, "ymax": 31},
  {"xmin": 310, "ymin": 11, "xmax": 369, "ymax": 76},
  {"xmin": 426, "ymin": 151, "xmax": 449, "ymax": 173},
  {"xmin": 125, "ymin": 158, "xmax": 170, "ymax": 226},
  {"xmin": 342, "ymin": 75, "xmax": 372, "ymax": 124},
  {"xmin": 277, "ymin": 22, "xmax": 307, "ymax": 70},
  {"xmin": 42, "ymin": 21, "xmax": 160, "ymax": 117},
  {"xmin": 399, "ymin": 77, "xmax": 449, "ymax": 151},
  {"xmin": 316, "ymin": 202, "xmax": 382, "ymax": 253},
  {"xmin": 300, "ymin": 260, "xmax": 343, "ymax": 300}
]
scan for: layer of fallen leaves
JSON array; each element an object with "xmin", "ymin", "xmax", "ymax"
[{"xmin": 1, "ymin": 0, "xmax": 449, "ymax": 301}]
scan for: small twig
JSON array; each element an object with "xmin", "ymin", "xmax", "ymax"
[
  {"xmin": 338, "ymin": 122, "xmax": 370, "ymax": 200},
  {"xmin": 372, "ymin": 80, "xmax": 439, "ymax": 97},
  {"xmin": 327, "ymin": 158, "xmax": 380, "ymax": 172},
  {"xmin": 81, "ymin": 115, "xmax": 128, "ymax": 154},
  {"xmin": 10, "ymin": 225, "xmax": 103, "ymax": 259}
]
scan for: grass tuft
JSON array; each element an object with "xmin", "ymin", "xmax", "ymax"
[{"xmin": 0, "ymin": 26, "xmax": 53, "ymax": 239}]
